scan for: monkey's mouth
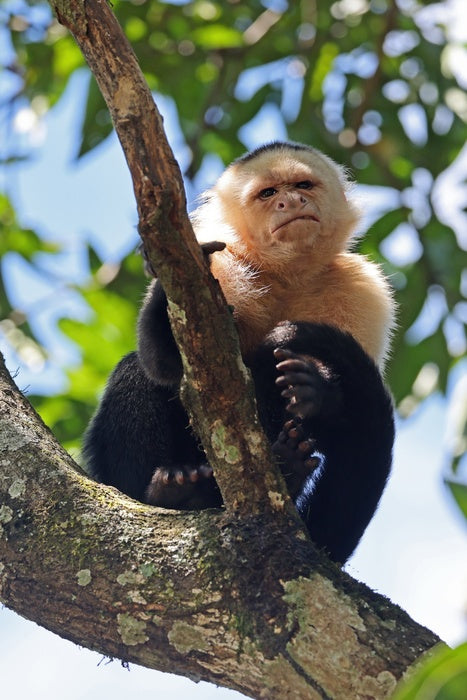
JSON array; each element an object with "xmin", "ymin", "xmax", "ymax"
[{"xmin": 273, "ymin": 215, "xmax": 320, "ymax": 234}]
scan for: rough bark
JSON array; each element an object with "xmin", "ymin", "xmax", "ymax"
[
  {"xmin": 0, "ymin": 355, "xmax": 440, "ymax": 698},
  {"xmin": 51, "ymin": 0, "xmax": 292, "ymax": 522},
  {"xmin": 0, "ymin": 1, "xmax": 443, "ymax": 697}
]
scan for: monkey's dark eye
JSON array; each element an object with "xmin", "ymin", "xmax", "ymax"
[
  {"xmin": 296, "ymin": 180, "xmax": 314, "ymax": 190},
  {"xmin": 259, "ymin": 187, "xmax": 277, "ymax": 199}
]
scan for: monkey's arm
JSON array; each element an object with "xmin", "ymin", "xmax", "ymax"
[
  {"xmin": 137, "ymin": 279, "xmax": 183, "ymax": 386},
  {"xmin": 137, "ymin": 241, "xmax": 226, "ymax": 386}
]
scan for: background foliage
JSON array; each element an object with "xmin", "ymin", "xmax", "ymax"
[
  {"xmin": 1, "ymin": 2, "xmax": 466, "ymax": 696},
  {"xmin": 0, "ymin": 1, "xmax": 466, "ymax": 485}
]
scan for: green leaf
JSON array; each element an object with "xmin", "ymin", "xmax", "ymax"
[
  {"xmin": 361, "ymin": 208, "xmax": 409, "ymax": 249},
  {"xmin": 77, "ymin": 75, "xmax": 113, "ymax": 158},
  {"xmin": 191, "ymin": 25, "xmax": 243, "ymax": 50},
  {"xmin": 308, "ymin": 42, "xmax": 339, "ymax": 101},
  {"xmin": 388, "ymin": 328, "xmax": 449, "ymax": 407},
  {"xmin": 445, "ymin": 481, "xmax": 467, "ymax": 520},
  {"xmin": 0, "ymin": 195, "xmax": 57, "ymax": 258},
  {"xmin": 393, "ymin": 643, "xmax": 467, "ymax": 700}
]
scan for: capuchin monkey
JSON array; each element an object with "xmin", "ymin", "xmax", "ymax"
[{"xmin": 83, "ymin": 141, "xmax": 396, "ymax": 564}]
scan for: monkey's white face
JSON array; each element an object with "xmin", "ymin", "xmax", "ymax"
[
  {"xmin": 254, "ymin": 177, "xmax": 321, "ymax": 243},
  {"xmin": 214, "ymin": 148, "xmax": 360, "ymax": 264}
]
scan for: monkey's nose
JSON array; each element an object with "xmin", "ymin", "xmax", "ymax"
[{"xmin": 277, "ymin": 193, "xmax": 306, "ymax": 210}]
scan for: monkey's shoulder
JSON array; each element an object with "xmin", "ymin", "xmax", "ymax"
[
  {"xmin": 311, "ymin": 253, "xmax": 396, "ymax": 366},
  {"xmin": 325, "ymin": 252, "xmax": 392, "ymax": 296}
]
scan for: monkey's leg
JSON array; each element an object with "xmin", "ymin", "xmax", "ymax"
[
  {"xmin": 249, "ymin": 322, "xmax": 394, "ymax": 563},
  {"xmin": 83, "ymin": 352, "xmax": 221, "ymax": 509},
  {"xmin": 278, "ymin": 328, "xmax": 394, "ymax": 563}
]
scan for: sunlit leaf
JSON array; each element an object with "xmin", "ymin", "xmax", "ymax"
[
  {"xmin": 393, "ymin": 642, "xmax": 467, "ymax": 700},
  {"xmin": 77, "ymin": 75, "xmax": 113, "ymax": 157},
  {"xmin": 191, "ymin": 25, "xmax": 243, "ymax": 49},
  {"xmin": 446, "ymin": 481, "xmax": 467, "ymax": 520}
]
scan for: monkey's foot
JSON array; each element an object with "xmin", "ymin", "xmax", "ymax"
[
  {"xmin": 272, "ymin": 418, "xmax": 320, "ymax": 498},
  {"xmin": 274, "ymin": 348, "xmax": 340, "ymax": 419},
  {"xmin": 144, "ymin": 464, "xmax": 222, "ymax": 510}
]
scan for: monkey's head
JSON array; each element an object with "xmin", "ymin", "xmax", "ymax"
[{"xmin": 193, "ymin": 142, "xmax": 361, "ymax": 270}]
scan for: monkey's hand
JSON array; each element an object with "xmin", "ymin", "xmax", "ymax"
[
  {"xmin": 138, "ymin": 240, "xmax": 225, "ymax": 277},
  {"xmin": 144, "ymin": 464, "xmax": 221, "ymax": 510},
  {"xmin": 201, "ymin": 240, "xmax": 226, "ymax": 257},
  {"xmin": 272, "ymin": 417, "xmax": 320, "ymax": 498},
  {"xmin": 274, "ymin": 348, "xmax": 342, "ymax": 419}
]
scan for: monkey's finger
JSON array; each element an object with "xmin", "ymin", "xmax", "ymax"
[
  {"xmin": 288, "ymin": 399, "xmax": 320, "ymax": 417},
  {"xmin": 186, "ymin": 467, "xmax": 200, "ymax": 483},
  {"xmin": 280, "ymin": 386, "xmax": 318, "ymax": 403},
  {"xmin": 304, "ymin": 457, "xmax": 320, "ymax": 471},
  {"xmin": 294, "ymin": 385, "xmax": 321, "ymax": 401},
  {"xmin": 284, "ymin": 418, "xmax": 301, "ymax": 431},
  {"xmin": 298, "ymin": 439, "xmax": 315, "ymax": 454},
  {"xmin": 285, "ymin": 402, "xmax": 302, "ymax": 416},
  {"xmin": 273, "ymin": 348, "xmax": 297, "ymax": 361},
  {"xmin": 280, "ymin": 387, "xmax": 296, "ymax": 400},
  {"xmin": 198, "ymin": 464, "xmax": 214, "ymax": 480},
  {"xmin": 285, "ymin": 397, "xmax": 318, "ymax": 415},
  {"xmin": 287, "ymin": 426, "xmax": 301, "ymax": 440},
  {"xmin": 201, "ymin": 241, "xmax": 226, "ymax": 255},
  {"xmin": 276, "ymin": 359, "xmax": 314, "ymax": 376},
  {"xmin": 174, "ymin": 470, "xmax": 186, "ymax": 485},
  {"xmin": 160, "ymin": 469, "xmax": 173, "ymax": 485},
  {"xmin": 276, "ymin": 371, "xmax": 316, "ymax": 387}
]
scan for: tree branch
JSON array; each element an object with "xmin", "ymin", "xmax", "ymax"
[
  {"xmin": 50, "ymin": 0, "xmax": 295, "ymax": 521},
  {"xmin": 0, "ymin": 353, "xmax": 441, "ymax": 698}
]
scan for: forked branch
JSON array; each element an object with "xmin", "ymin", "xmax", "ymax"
[{"xmin": 50, "ymin": 0, "xmax": 296, "ymax": 520}]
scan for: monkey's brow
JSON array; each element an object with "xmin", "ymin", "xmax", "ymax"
[{"xmin": 248, "ymin": 167, "xmax": 314, "ymax": 190}]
